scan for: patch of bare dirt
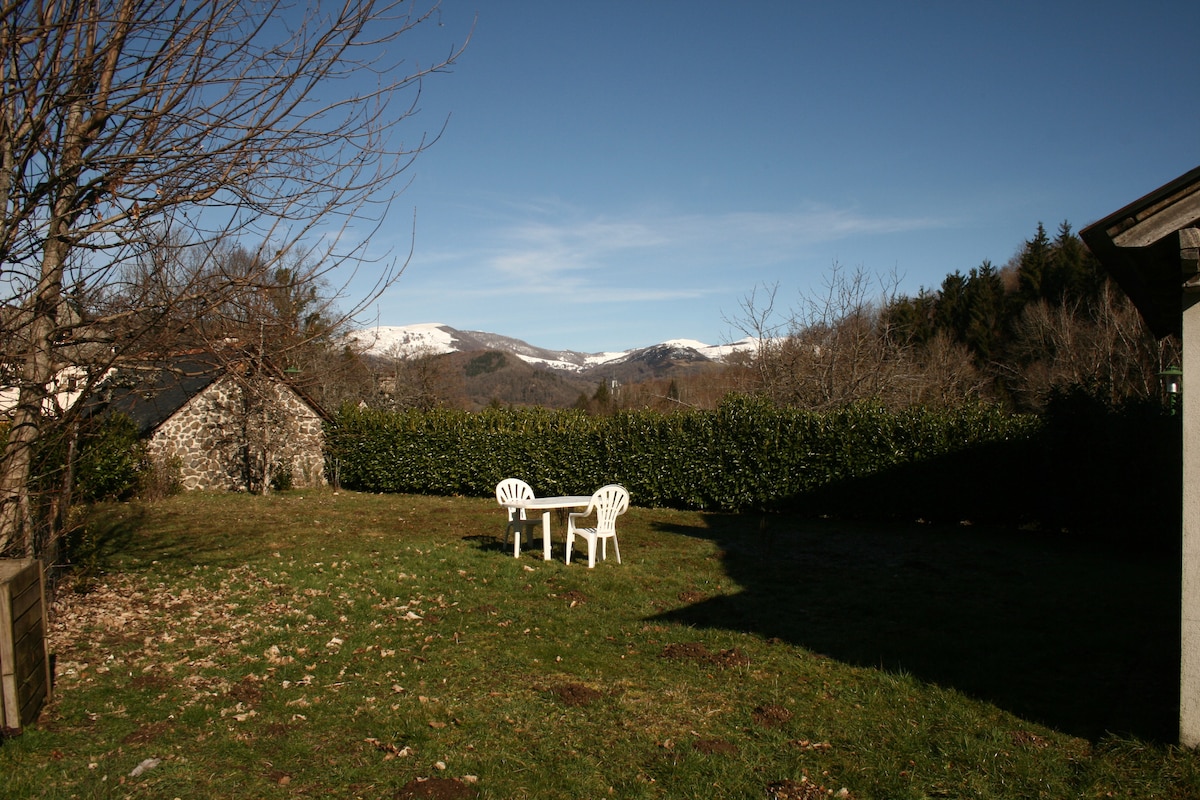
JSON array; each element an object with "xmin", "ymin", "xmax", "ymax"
[
  {"xmin": 766, "ymin": 777, "xmax": 852, "ymax": 799},
  {"xmin": 660, "ymin": 641, "xmax": 710, "ymax": 661},
  {"xmin": 122, "ymin": 721, "xmax": 172, "ymax": 745},
  {"xmin": 659, "ymin": 641, "xmax": 750, "ymax": 668},
  {"xmin": 394, "ymin": 777, "xmax": 479, "ymax": 799},
  {"xmin": 228, "ymin": 675, "xmax": 264, "ymax": 706},
  {"xmin": 560, "ymin": 590, "xmax": 587, "ymax": 605},
  {"xmin": 752, "ymin": 704, "xmax": 793, "ymax": 728},
  {"xmin": 549, "ymin": 683, "xmax": 602, "ymax": 707},
  {"xmin": 711, "ymin": 647, "xmax": 750, "ymax": 667}
]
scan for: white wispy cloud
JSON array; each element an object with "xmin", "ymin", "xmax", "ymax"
[
  {"xmin": 457, "ymin": 203, "xmax": 945, "ymax": 300},
  {"xmin": 372, "ymin": 201, "xmax": 951, "ymax": 348}
]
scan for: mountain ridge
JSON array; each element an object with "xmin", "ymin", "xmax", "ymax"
[{"xmin": 346, "ymin": 323, "xmax": 759, "ymax": 376}]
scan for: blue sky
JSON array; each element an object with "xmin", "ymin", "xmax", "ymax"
[{"xmin": 345, "ymin": 0, "xmax": 1200, "ymax": 353}]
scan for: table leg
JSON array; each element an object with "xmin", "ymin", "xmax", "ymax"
[{"xmin": 541, "ymin": 511, "xmax": 553, "ymax": 559}]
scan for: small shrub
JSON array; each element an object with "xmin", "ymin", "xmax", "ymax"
[
  {"xmin": 75, "ymin": 414, "xmax": 147, "ymax": 502},
  {"xmin": 139, "ymin": 454, "xmax": 183, "ymax": 500},
  {"xmin": 270, "ymin": 462, "xmax": 294, "ymax": 492}
]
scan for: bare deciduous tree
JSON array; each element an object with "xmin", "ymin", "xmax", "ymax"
[
  {"xmin": 0, "ymin": 0, "xmax": 467, "ymax": 555},
  {"xmin": 733, "ymin": 266, "xmax": 942, "ymax": 410},
  {"xmin": 731, "ymin": 266, "xmax": 994, "ymax": 410},
  {"xmin": 905, "ymin": 331, "xmax": 986, "ymax": 407},
  {"xmin": 374, "ymin": 342, "xmax": 460, "ymax": 410},
  {"xmin": 725, "ymin": 282, "xmax": 789, "ymax": 398},
  {"xmin": 1006, "ymin": 284, "xmax": 1177, "ymax": 410}
]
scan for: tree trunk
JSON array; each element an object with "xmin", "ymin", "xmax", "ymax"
[
  {"xmin": 0, "ymin": 89, "xmax": 82, "ymax": 554},
  {"xmin": 0, "ymin": 237, "xmax": 69, "ymax": 555}
]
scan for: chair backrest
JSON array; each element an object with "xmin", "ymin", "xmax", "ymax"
[
  {"xmin": 496, "ymin": 478, "xmax": 535, "ymax": 506},
  {"xmin": 586, "ymin": 484, "xmax": 630, "ymax": 533}
]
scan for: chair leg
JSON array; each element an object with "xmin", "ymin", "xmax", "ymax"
[
  {"xmin": 612, "ymin": 536, "xmax": 621, "ymax": 564},
  {"xmin": 507, "ymin": 522, "xmax": 519, "ymax": 558},
  {"xmin": 565, "ymin": 531, "xmax": 574, "ymax": 564},
  {"xmin": 587, "ymin": 538, "xmax": 597, "ymax": 568}
]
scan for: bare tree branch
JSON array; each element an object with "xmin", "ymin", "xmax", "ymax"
[{"xmin": 0, "ymin": 0, "xmax": 469, "ymax": 555}]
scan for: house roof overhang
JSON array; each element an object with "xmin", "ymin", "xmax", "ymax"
[{"xmin": 1080, "ymin": 165, "xmax": 1200, "ymax": 339}]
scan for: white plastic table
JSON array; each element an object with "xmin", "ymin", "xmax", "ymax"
[{"xmin": 506, "ymin": 495, "xmax": 592, "ymax": 560}]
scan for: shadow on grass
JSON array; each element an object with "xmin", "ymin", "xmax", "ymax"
[
  {"xmin": 63, "ymin": 506, "xmax": 142, "ymax": 569},
  {"xmin": 649, "ymin": 513, "xmax": 1180, "ymax": 743},
  {"xmin": 463, "ymin": 533, "xmax": 516, "ymax": 556},
  {"xmin": 71, "ymin": 503, "xmax": 265, "ymax": 572}
]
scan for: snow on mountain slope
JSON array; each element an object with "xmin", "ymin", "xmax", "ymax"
[
  {"xmin": 345, "ymin": 323, "xmax": 460, "ymax": 356},
  {"xmin": 347, "ymin": 323, "xmax": 761, "ymax": 373},
  {"xmin": 660, "ymin": 337, "xmax": 761, "ymax": 361}
]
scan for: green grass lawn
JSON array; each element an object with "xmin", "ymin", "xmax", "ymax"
[{"xmin": 1, "ymin": 490, "xmax": 1196, "ymax": 799}]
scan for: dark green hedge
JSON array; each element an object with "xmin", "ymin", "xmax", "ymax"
[{"xmin": 325, "ymin": 396, "xmax": 1041, "ymax": 517}]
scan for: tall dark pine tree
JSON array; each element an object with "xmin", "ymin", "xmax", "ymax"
[
  {"xmin": 963, "ymin": 260, "xmax": 1006, "ymax": 361},
  {"xmin": 885, "ymin": 288, "xmax": 938, "ymax": 346},
  {"xmin": 1018, "ymin": 223, "xmax": 1053, "ymax": 303},
  {"xmin": 934, "ymin": 271, "xmax": 970, "ymax": 343},
  {"xmin": 1047, "ymin": 221, "xmax": 1104, "ymax": 305}
]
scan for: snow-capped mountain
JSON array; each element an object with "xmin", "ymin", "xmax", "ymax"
[{"xmin": 346, "ymin": 323, "xmax": 760, "ymax": 375}]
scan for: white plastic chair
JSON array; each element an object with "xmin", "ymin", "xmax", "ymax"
[
  {"xmin": 495, "ymin": 478, "xmax": 542, "ymax": 558},
  {"xmin": 565, "ymin": 484, "xmax": 630, "ymax": 568}
]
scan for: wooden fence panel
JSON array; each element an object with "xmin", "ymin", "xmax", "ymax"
[{"xmin": 0, "ymin": 559, "xmax": 51, "ymax": 734}]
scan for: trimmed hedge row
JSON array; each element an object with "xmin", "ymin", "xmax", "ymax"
[{"xmin": 325, "ymin": 396, "xmax": 1041, "ymax": 517}]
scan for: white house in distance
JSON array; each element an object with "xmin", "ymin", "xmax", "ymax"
[{"xmin": 0, "ymin": 365, "xmax": 102, "ymax": 418}]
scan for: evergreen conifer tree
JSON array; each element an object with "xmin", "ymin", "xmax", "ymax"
[
  {"xmin": 1048, "ymin": 221, "xmax": 1105, "ymax": 305},
  {"xmin": 963, "ymin": 260, "xmax": 1006, "ymax": 361},
  {"xmin": 934, "ymin": 271, "xmax": 970, "ymax": 343},
  {"xmin": 1018, "ymin": 222, "xmax": 1053, "ymax": 302}
]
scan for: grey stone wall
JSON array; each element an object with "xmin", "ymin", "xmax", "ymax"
[{"xmin": 146, "ymin": 375, "xmax": 327, "ymax": 492}]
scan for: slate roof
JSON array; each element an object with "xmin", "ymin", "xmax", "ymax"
[{"xmin": 91, "ymin": 354, "xmax": 227, "ymax": 435}]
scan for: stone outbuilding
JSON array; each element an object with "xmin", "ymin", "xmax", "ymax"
[{"xmin": 93, "ymin": 354, "xmax": 329, "ymax": 492}]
